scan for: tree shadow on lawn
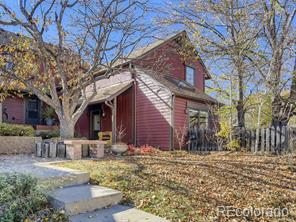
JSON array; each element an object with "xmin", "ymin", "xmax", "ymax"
[
  {"xmin": 125, "ymin": 161, "xmax": 233, "ymax": 210},
  {"xmin": 115, "ymin": 157, "xmax": 296, "ymax": 221},
  {"xmin": 128, "ymin": 157, "xmax": 296, "ymax": 192}
]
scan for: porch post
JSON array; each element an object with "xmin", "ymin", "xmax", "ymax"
[
  {"xmin": 112, "ymin": 97, "xmax": 117, "ymax": 143},
  {"xmin": 0, "ymin": 102, "xmax": 2, "ymax": 123}
]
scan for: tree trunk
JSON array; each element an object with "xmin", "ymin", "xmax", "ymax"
[
  {"xmin": 271, "ymin": 95, "xmax": 292, "ymax": 127},
  {"xmin": 59, "ymin": 119, "xmax": 75, "ymax": 138},
  {"xmin": 237, "ymin": 69, "xmax": 245, "ymax": 128},
  {"xmin": 0, "ymin": 102, "xmax": 2, "ymax": 123},
  {"xmin": 271, "ymin": 58, "xmax": 296, "ymax": 127}
]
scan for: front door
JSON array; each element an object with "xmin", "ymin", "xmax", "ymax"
[
  {"xmin": 26, "ymin": 97, "xmax": 40, "ymax": 125},
  {"xmin": 90, "ymin": 110, "xmax": 101, "ymax": 139}
]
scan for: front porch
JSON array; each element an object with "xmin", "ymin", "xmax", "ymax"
[{"xmin": 75, "ymin": 80, "xmax": 134, "ymax": 145}]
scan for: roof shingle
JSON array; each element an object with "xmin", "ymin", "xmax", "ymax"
[{"xmin": 136, "ymin": 68, "xmax": 218, "ymax": 104}]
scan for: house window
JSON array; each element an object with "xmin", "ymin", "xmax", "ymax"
[
  {"xmin": 26, "ymin": 97, "xmax": 40, "ymax": 125},
  {"xmin": 188, "ymin": 109, "xmax": 208, "ymax": 129},
  {"xmin": 185, "ymin": 66, "xmax": 195, "ymax": 86}
]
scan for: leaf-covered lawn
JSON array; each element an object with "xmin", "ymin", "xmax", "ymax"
[{"xmin": 58, "ymin": 152, "xmax": 296, "ymax": 221}]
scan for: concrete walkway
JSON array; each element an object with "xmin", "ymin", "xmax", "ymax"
[
  {"xmin": 70, "ymin": 205, "xmax": 169, "ymax": 222},
  {"xmin": 0, "ymin": 155, "xmax": 70, "ymax": 178},
  {"xmin": 0, "ymin": 155, "xmax": 169, "ymax": 222},
  {"xmin": 0, "ymin": 155, "xmax": 89, "ymax": 187}
]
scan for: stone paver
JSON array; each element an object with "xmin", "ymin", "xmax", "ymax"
[{"xmin": 70, "ymin": 205, "xmax": 170, "ymax": 222}]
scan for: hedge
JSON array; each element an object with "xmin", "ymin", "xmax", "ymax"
[
  {"xmin": 37, "ymin": 130, "xmax": 60, "ymax": 139},
  {"xmin": 0, "ymin": 174, "xmax": 68, "ymax": 222},
  {"xmin": 0, "ymin": 123, "xmax": 34, "ymax": 136}
]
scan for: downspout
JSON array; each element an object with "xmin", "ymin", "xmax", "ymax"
[
  {"xmin": 170, "ymin": 94, "xmax": 175, "ymax": 151},
  {"xmin": 130, "ymin": 64, "xmax": 137, "ymax": 146},
  {"xmin": 134, "ymin": 79, "xmax": 137, "ymax": 146}
]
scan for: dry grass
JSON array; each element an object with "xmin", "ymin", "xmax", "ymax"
[{"xmin": 58, "ymin": 151, "xmax": 296, "ymax": 222}]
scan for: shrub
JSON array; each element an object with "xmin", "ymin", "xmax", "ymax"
[
  {"xmin": 0, "ymin": 174, "xmax": 68, "ymax": 222},
  {"xmin": 127, "ymin": 144, "xmax": 157, "ymax": 155},
  {"xmin": 0, "ymin": 123, "xmax": 34, "ymax": 136},
  {"xmin": 37, "ymin": 130, "xmax": 60, "ymax": 139},
  {"xmin": 226, "ymin": 139, "xmax": 240, "ymax": 151}
]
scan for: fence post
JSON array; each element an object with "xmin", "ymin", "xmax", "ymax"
[
  {"xmin": 275, "ymin": 126, "xmax": 281, "ymax": 154},
  {"xmin": 248, "ymin": 130, "xmax": 251, "ymax": 150},
  {"xmin": 201, "ymin": 129, "xmax": 205, "ymax": 151},
  {"xmin": 266, "ymin": 127, "xmax": 270, "ymax": 153},
  {"xmin": 241, "ymin": 128, "xmax": 246, "ymax": 148},
  {"xmin": 255, "ymin": 128, "xmax": 260, "ymax": 153},
  {"xmin": 282, "ymin": 126, "xmax": 287, "ymax": 153},
  {"xmin": 251, "ymin": 130, "xmax": 255, "ymax": 153},
  {"xmin": 261, "ymin": 128, "xmax": 265, "ymax": 153},
  {"xmin": 271, "ymin": 126, "xmax": 275, "ymax": 153}
]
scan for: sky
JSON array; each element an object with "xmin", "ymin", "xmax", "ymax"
[{"xmin": 1, "ymin": 0, "xmax": 295, "ymax": 105}]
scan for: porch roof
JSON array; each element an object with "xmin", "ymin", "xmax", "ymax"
[{"xmin": 89, "ymin": 80, "xmax": 133, "ymax": 104}]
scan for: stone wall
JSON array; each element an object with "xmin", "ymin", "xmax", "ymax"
[{"xmin": 0, "ymin": 136, "xmax": 42, "ymax": 154}]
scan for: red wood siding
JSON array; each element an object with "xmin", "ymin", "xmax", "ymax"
[
  {"xmin": 77, "ymin": 86, "xmax": 134, "ymax": 143},
  {"xmin": 134, "ymin": 39, "xmax": 206, "ymax": 91},
  {"xmin": 173, "ymin": 97, "xmax": 187, "ymax": 149},
  {"xmin": 101, "ymin": 104, "xmax": 112, "ymax": 131},
  {"xmin": 3, "ymin": 97, "xmax": 25, "ymax": 124},
  {"xmin": 116, "ymin": 87, "xmax": 133, "ymax": 144},
  {"xmin": 99, "ymin": 87, "xmax": 134, "ymax": 143},
  {"xmin": 173, "ymin": 96, "xmax": 217, "ymax": 149},
  {"xmin": 135, "ymin": 70, "xmax": 172, "ymax": 150},
  {"xmin": 75, "ymin": 109, "xmax": 89, "ymax": 138}
]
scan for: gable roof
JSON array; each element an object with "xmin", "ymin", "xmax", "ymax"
[
  {"xmin": 136, "ymin": 67, "xmax": 218, "ymax": 104},
  {"xmin": 88, "ymin": 80, "xmax": 133, "ymax": 104},
  {"xmin": 113, "ymin": 31, "xmax": 211, "ymax": 79}
]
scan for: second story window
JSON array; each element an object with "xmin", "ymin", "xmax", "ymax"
[{"xmin": 185, "ymin": 66, "xmax": 195, "ymax": 86}]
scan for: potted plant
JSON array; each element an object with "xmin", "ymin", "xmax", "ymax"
[
  {"xmin": 111, "ymin": 123, "xmax": 128, "ymax": 155},
  {"xmin": 42, "ymin": 106, "xmax": 56, "ymax": 126}
]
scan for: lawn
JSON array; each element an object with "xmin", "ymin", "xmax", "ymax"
[{"xmin": 59, "ymin": 151, "xmax": 296, "ymax": 222}]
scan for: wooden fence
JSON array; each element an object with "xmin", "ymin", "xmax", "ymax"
[
  {"xmin": 234, "ymin": 126, "xmax": 296, "ymax": 154},
  {"xmin": 188, "ymin": 128, "xmax": 220, "ymax": 151},
  {"xmin": 188, "ymin": 126, "xmax": 296, "ymax": 154}
]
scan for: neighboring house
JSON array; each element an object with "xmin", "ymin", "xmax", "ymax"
[{"xmin": 1, "ymin": 30, "xmax": 219, "ymax": 150}]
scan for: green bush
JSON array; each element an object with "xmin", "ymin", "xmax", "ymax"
[
  {"xmin": 0, "ymin": 174, "xmax": 68, "ymax": 222},
  {"xmin": 37, "ymin": 130, "xmax": 60, "ymax": 139},
  {"xmin": 0, "ymin": 123, "xmax": 34, "ymax": 136},
  {"xmin": 226, "ymin": 139, "xmax": 240, "ymax": 151}
]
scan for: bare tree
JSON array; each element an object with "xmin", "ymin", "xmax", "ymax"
[
  {"xmin": 161, "ymin": 0, "xmax": 266, "ymax": 130},
  {"xmin": 0, "ymin": 0, "xmax": 150, "ymax": 138},
  {"xmin": 257, "ymin": 0, "xmax": 296, "ymax": 126},
  {"xmin": 174, "ymin": 121, "xmax": 189, "ymax": 150}
]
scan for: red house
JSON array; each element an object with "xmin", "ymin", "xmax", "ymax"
[{"xmin": 1, "ymin": 31, "xmax": 219, "ymax": 150}]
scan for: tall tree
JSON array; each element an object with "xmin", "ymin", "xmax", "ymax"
[
  {"xmin": 162, "ymin": 0, "xmax": 262, "ymax": 128},
  {"xmin": 0, "ymin": 0, "xmax": 150, "ymax": 138},
  {"xmin": 257, "ymin": 0, "xmax": 295, "ymax": 126}
]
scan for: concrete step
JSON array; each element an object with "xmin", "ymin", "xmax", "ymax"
[
  {"xmin": 34, "ymin": 162, "xmax": 90, "ymax": 188},
  {"xmin": 69, "ymin": 204, "xmax": 170, "ymax": 222},
  {"xmin": 49, "ymin": 185, "xmax": 122, "ymax": 216}
]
